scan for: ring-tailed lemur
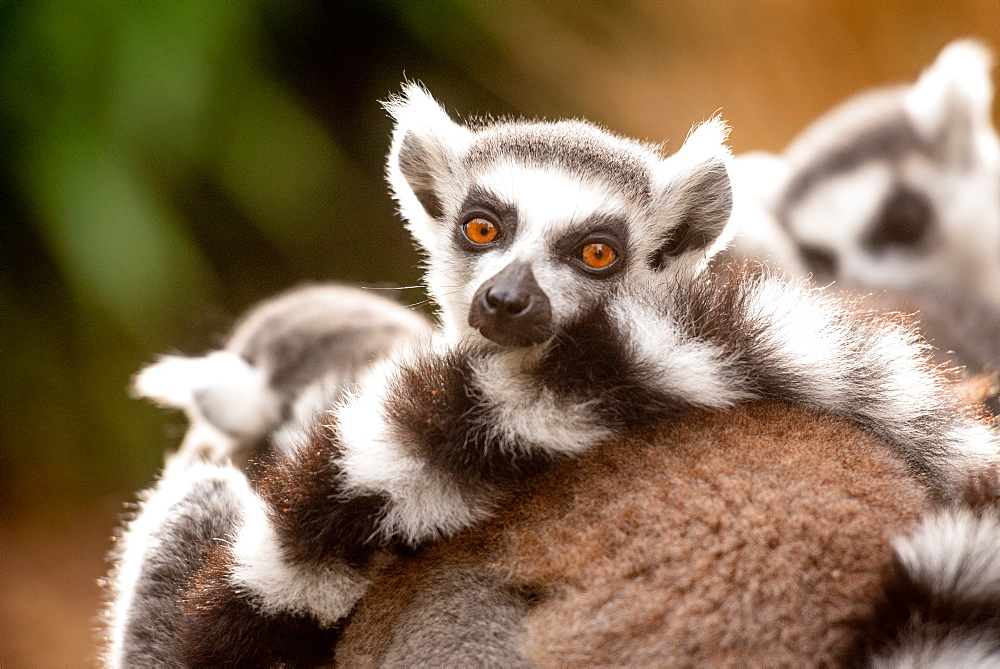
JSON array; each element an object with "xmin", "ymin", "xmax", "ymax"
[
  {"xmin": 732, "ymin": 40, "xmax": 1000, "ymax": 299},
  {"xmin": 132, "ymin": 282, "xmax": 433, "ymax": 467},
  {"xmin": 729, "ymin": 39, "xmax": 1000, "ymax": 386},
  {"xmin": 104, "ymin": 84, "xmax": 998, "ymax": 666}
]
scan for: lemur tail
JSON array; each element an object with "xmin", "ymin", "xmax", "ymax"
[
  {"xmin": 844, "ymin": 470, "xmax": 1000, "ymax": 667},
  {"xmin": 101, "ymin": 459, "xmax": 256, "ymax": 668},
  {"xmin": 133, "ymin": 352, "xmax": 283, "ymax": 441}
]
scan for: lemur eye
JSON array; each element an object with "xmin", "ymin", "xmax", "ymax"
[
  {"xmin": 579, "ymin": 242, "xmax": 617, "ymax": 270},
  {"xmin": 464, "ymin": 217, "xmax": 499, "ymax": 245}
]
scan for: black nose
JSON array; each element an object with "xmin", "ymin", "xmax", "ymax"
[
  {"xmin": 468, "ymin": 261, "xmax": 552, "ymax": 347},
  {"xmin": 482, "ymin": 284, "xmax": 531, "ymax": 317}
]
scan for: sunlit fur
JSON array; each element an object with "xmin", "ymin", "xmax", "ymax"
[
  {"xmin": 101, "ymin": 459, "xmax": 257, "ymax": 668},
  {"xmin": 105, "ymin": 85, "xmax": 999, "ymax": 666}
]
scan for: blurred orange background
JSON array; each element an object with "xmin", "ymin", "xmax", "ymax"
[{"xmin": 2, "ymin": 2, "xmax": 998, "ymax": 665}]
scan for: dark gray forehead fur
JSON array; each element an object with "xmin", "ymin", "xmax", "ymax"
[
  {"xmin": 462, "ymin": 120, "xmax": 657, "ymax": 202},
  {"xmin": 780, "ymin": 112, "xmax": 928, "ymax": 215},
  {"xmin": 777, "ymin": 87, "xmax": 948, "ymax": 217}
]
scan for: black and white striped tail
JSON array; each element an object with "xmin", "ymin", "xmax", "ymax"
[
  {"xmin": 170, "ymin": 341, "xmax": 559, "ymax": 664},
  {"xmin": 842, "ymin": 471, "xmax": 1000, "ymax": 667}
]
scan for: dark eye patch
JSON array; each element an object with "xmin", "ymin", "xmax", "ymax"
[
  {"xmin": 798, "ymin": 244, "xmax": 838, "ymax": 280},
  {"xmin": 454, "ymin": 185, "xmax": 518, "ymax": 251},
  {"xmin": 862, "ymin": 186, "xmax": 935, "ymax": 254},
  {"xmin": 553, "ymin": 219, "xmax": 628, "ymax": 277}
]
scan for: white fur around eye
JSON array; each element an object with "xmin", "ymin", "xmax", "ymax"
[
  {"xmin": 473, "ymin": 165, "xmax": 630, "ymax": 238},
  {"xmin": 425, "ymin": 165, "xmax": 635, "ymax": 341},
  {"xmin": 787, "ymin": 162, "xmax": 892, "ymax": 255}
]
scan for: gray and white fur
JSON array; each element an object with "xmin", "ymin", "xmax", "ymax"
[
  {"xmin": 730, "ymin": 40, "xmax": 1000, "ymax": 385},
  {"xmin": 732, "ymin": 39, "xmax": 1000, "ymax": 305},
  {"xmin": 101, "ymin": 459, "xmax": 258, "ymax": 668},
  {"xmin": 132, "ymin": 282, "xmax": 432, "ymax": 467},
  {"xmin": 107, "ymin": 85, "xmax": 998, "ymax": 666},
  {"xmin": 102, "ymin": 283, "xmax": 430, "ymax": 666}
]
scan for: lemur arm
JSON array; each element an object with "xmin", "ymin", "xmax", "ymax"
[
  {"xmin": 101, "ymin": 457, "xmax": 343, "ymax": 668},
  {"xmin": 175, "ymin": 322, "xmax": 695, "ymax": 665},
  {"xmin": 175, "ymin": 341, "xmax": 576, "ymax": 665}
]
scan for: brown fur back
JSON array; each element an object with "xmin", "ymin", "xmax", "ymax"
[{"xmin": 337, "ymin": 402, "xmax": 930, "ymax": 666}]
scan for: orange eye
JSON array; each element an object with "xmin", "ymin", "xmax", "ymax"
[
  {"xmin": 464, "ymin": 218, "xmax": 499, "ymax": 245},
  {"xmin": 580, "ymin": 242, "xmax": 617, "ymax": 269}
]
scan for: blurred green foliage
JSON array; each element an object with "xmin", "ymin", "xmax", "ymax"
[
  {"xmin": 2, "ymin": 0, "xmax": 996, "ymax": 517},
  {"xmin": 0, "ymin": 1, "xmax": 515, "ymax": 510}
]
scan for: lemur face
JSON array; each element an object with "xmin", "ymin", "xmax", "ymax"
[
  {"xmin": 447, "ymin": 157, "xmax": 637, "ymax": 347},
  {"xmin": 386, "ymin": 85, "xmax": 735, "ymax": 345},
  {"xmin": 775, "ymin": 41, "xmax": 1000, "ymax": 300}
]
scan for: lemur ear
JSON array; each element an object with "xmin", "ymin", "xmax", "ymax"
[
  {"xmin": 385, "ymin": 84, "xmax": 473, "ymax": 254},
  {"xmin": 904, "ymin": 40, "xmax": 994, "ymax": 163},
  {"xmin": 647, "ymin": 118, "xmax": 734, "ymax": 270}
]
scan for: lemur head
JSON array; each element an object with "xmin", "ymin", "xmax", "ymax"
[
  {"xmin": 386, "ymin": 84, "xmax": 733, "ymax": 346},
  {"xmin": 773, "ymin": 40, "xmax": 1000, "ymax": 301}
]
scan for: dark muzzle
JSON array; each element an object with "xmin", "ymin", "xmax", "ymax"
[{"xmin": 468, "ymin": 261, "xmax": 552, "ymax": 347}]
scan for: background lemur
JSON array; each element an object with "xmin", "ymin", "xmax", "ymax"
[
  {"xmin": 131, "ymin": 282, "xmax": 433, "ymax": 468},
  {"xmin": 103, "ymin": 84, "xmax": 999, "ymax": 666},
  {"xmin": 729, "ymin": 40, "xmax": 1000, "ymax": 411}
]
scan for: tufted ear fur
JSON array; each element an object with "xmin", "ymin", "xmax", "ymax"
[
  {"xmin": 646, "ymin": 118, "xmax": 734, "ymax": 270},
  {"xmin": 385, "ymin": 84, "xmax": 473, "ymax": 256},
  {"xmin": 904, "ymin": 40, "xmax": 994, "ymax": 164}
]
